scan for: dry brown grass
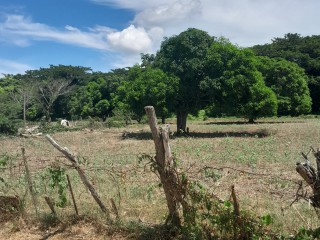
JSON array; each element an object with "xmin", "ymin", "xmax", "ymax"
[{"xmin": 1, "ymin": 117, "xmax": 320, "ymax": 238}]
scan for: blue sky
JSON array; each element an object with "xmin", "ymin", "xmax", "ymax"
[{"xmin": 0, "ymin": 0, "xmax": 319, "ymax": 75}]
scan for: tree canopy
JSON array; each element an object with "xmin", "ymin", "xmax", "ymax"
[
  {"xmin": 114, "ymin": 65, "xmax": 179, "ymax": 123},
  {"xmin": 201, "ymin": 39, "xmax": 277, "ymax": 122},
  {"xmin": 251, "ymin": 33, "xmax": 320, "ymax": 112},
  {"xmin": 155, "ymin": 28, "xmax": 215, "ymax": 131},
  {"xmin": 255, "ymin": 57, "xmax": 311, "ymax": 116},
  {"xmin": 0, "ymin": 29, "xmax": 319, "ymax": 134}
]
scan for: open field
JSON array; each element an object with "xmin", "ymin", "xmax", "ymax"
[{"xmin": 1, "ymin": 117, "xmax": 320, "ymax": 239}]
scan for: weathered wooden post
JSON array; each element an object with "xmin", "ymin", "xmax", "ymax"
[{"xmin": 145, "ymin": 106, "xmax": 187, "ymax": 226}]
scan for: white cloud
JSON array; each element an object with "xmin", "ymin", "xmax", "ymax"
[
  {"xmin": 91, "ymin": 0, "xmax": 173, "ymax": 10},
  {"xmin": 0, "ymin": 14, "xmax": 110, "ymax": 50},
  {"xmin": 2, "ymin": 0, "xmax": 320, "ymax": 71},
  {"xmin": 93, "ymin": 0, "xmax": 320, "ymax": 47},
  {"xmin": 65, "ymin": 25, "xmax": 80, "ymax": 32},
  {"xmin": 0, "ymin": 14, "xmax": 160, "ymax": 56},
  {"xmin": 0, "ymin": 59, "xmax": 32, "ymax": 76},
  {"xmin": 107, "ymin": 25, "xmax": 153, "ymax": 54},
  {"xmin": 134, "ymin": 0, "xmax": 201, "ymax": 27}
]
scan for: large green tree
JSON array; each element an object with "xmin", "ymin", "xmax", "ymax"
[
  {"xmin": 114, "ymin": 65, "xmax": 179, "ymax": 123},
  {"xmin": 201, "ymin": 39, "xmax": 278, "ymax": 122},
  {"xmin": 255, "ymin": 57, "xmax": 311, "ymax": 116},
  {"xmin": 155, "ymin": 28, "xmax": 215, "ymax": 131}
]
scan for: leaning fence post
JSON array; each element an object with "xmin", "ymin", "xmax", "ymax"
[{"xmin": 45, "ymin": 135, "xmax": 110, "ymax": 219}]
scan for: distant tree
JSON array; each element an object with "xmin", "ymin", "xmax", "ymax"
[
  {"xmin": 201, "ymin": 39, "xmax": 277, "ymax": 123},
  {"xmin": 38, "ymin": 78, "xmax": 73, "ymax": 122},
  {"xmin": 251, "ymin": 33, "xmax": 320, "ymax": 112},
  {"xmin": 114, "ymin": 65, "xmax": 179, "ymax": 123},
  {"xmin": 140, "ymin": 53, "xmax": 155, "ymax": 68},
  {"xmin": 155, "ymin": 28, "xmax": 215, "ymax": 131},
  {"xmin": 68, "ymin": 70, "xmax": 125, "ymax": 120},
  {"xmin": 22, "ymin": 65, "xmax": 91, "ymax": 121},
  {"xmin": 255, "ymin": 56, "xmax": 311, "ymax": 116}
]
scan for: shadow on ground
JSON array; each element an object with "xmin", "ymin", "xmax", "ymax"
[
  {"xmin": 121, "ymin": 129, "xmax": 273, "ymax": 140},
  {"xmin": 204, "ymin": 120, "xmax": 298, "ymax": 125}
]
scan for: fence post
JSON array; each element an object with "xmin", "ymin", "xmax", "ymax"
[
  {"xmin": 144, "ymin": 106, "xmax": 182, "ymax": 226},
  {"xmin": 21, "ymin": 147, "xmax": 39, "ymax": 218}
]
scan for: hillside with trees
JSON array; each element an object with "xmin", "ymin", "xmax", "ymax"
[{"xmin": 0, "ymin": 29, "xmax": 318, "ymax": 134}]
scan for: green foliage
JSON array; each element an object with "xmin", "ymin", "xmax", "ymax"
[
  {"xmin": 47, "ymin": 166, "xmax": 68, "ymax": 208},
  {"xmin": 114, "ymin": 65, "xmax": 178, "ymax": 122},
  {"xmin": 39, "ymin": 122, "xmax": 72, "ymax": 134},
  {"xmin": 256, "ymin": 56, "xmax": 311, "ymax": 116},
  {"xmin": 202, "ymin": 39, "xmax": 277, "ymax": 122},
  {"xmin": 251, "ymin": 33, "xmax": 320, "ymax": 113},
  {"xmin": 106, "ymin": 106, "xmax": 134, "ymax": 127},
  {"xmin": 68, "ymin": 72, "xmax": 118, "ymax": 120},
  {"xmin": 155, "ymin": 28, "xmax": 215, "ymax": 130},
  {"xmin": 295, "ymin": 226, "xmax": 320, "ymax": 240},
  {"xmin": 0, "ymin": 115, "xmax": 18, "ymax": 135},
  {"xmin": 95, "ymin": 99, "xmax": 110, "ymax": 120},
  {"xmin": 261, "ymin": 214, "xmax": 274, "ymax": 226}
]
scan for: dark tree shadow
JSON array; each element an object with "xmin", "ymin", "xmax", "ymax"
[
  {"xmin": 204, "ymin": 120, "xmax": 302, "ymax": 125},
  {"xmin": 121, "ymin": 129, "xmax": 273, "ymax": 140}
]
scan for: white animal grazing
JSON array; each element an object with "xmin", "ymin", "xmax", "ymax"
[{"xmin": 60, "ymin": 119, "xmax": 70, "ymax": 127}]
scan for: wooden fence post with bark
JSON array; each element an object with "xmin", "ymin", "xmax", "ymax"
[
  {"xmin": 296, "ymin": 147, "xmax": 320, "ymax": 207},
  {"xmin": 45, "ymin": 134, "xmax": 110, "ymax": 219},
  {"xmin": 21, "ymin": 147, "xmax": 39, "ymax": 217},
  {"xmin": 145, "ymin": 106, "xmax": 189, "ymax": 227}
]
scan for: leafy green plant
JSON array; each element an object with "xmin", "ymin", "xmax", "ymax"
[
  {"xmin": 180, "ymin": 180, "xmax": 274, "ymax": 239},
  {"xmin": 47, "ymin": 166, "xmax": 68, "ymax": 207}
]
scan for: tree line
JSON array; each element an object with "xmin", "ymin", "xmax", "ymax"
[{"xmin": 0, "ymin": 28, "xmax": 319, "ymax": 133}]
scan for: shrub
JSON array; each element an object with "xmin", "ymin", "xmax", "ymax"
[{"xmin": 0, "ymin": 116, "xmax": 18, "ymax": 135}]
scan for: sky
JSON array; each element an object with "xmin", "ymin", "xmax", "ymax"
[{"xmin": 0, "ymin": 0, "xmax": 319, "ymax": 76}]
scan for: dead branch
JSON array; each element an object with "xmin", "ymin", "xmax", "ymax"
[
  {"xmin": 45, "ymin": 134, "xmax": 110, "ymax": 218},
  {"xmin": 296, "ymin": 147, "xmax": 320, "ymax": 207},
  {"xmin": 67, "ymin": 174, "xmax": 78, "ymax": 216}
]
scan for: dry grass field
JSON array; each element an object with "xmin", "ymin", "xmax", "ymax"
[{"xmin": 1, "ymin": 116, "xmax": 320, "ymax": 239}]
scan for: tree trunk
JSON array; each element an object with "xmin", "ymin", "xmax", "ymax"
[
  {"xmin": 161, "ymin": 115, "xmax": 166, "ymax": 124},
  {"xmin": 45, "ymin": 107, "xmax": 52, "ymax": 122},
  {"xmin": 176, "ymin": 111, "xmax": 188, "ymax": 133},
  {"xmin": 23, "ymin": 93, "xmax": 27, "ymax": 128},
  {"xmin": 248, "ymin": 117, "xmax": 255, "ymax": 124}
]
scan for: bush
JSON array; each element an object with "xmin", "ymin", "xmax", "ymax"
[{"xmin": 0, "ymin": 116, "xmax": 18, "ymax": 135}]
